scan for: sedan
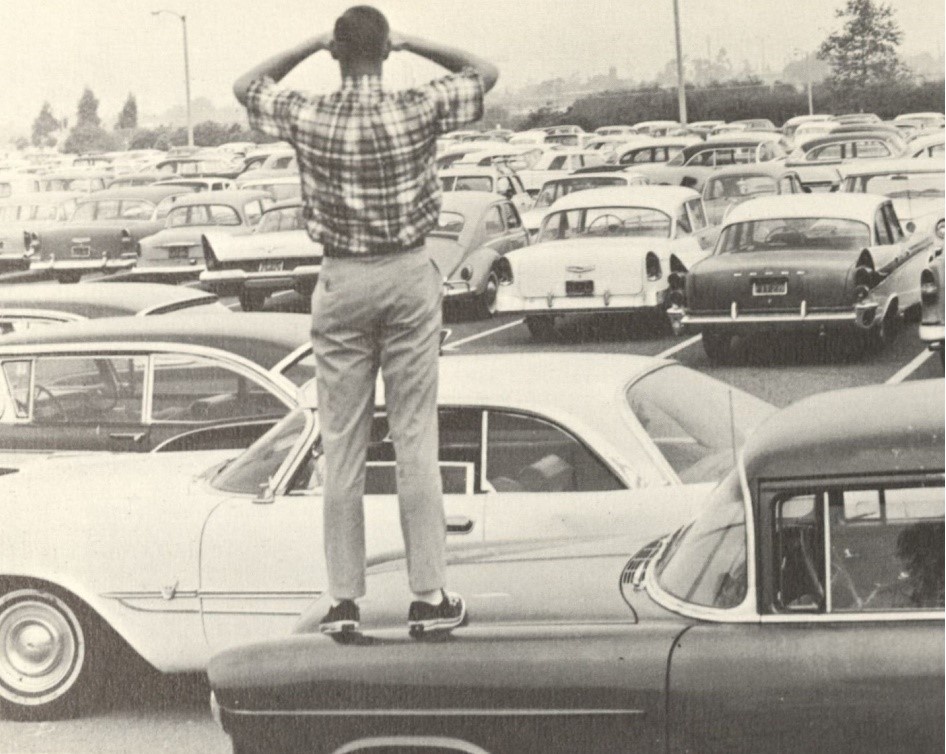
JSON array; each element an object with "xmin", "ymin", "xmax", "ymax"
[
  {"xmin": 668, "ymin": 194, "xmax": 933, "ymax": 362},
  {"xmin": 209, "ymin": 379, "xmax": 945, "ymax": 754},
  {"xmin": 496, "ymin": 186, "xmax": 717, "ymax": 339},
  {"xmin": 0, "ymin": 353, "xmax": 773, "ymax": 719},
  {"xmin": 521, "ymin": 172, "xmax": 650, "ymax": 235},
  {"xmin": 0, "ymin": 192, "xmax": 79, "ymax": 274}
]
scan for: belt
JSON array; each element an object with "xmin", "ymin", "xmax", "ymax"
[{"xmin": 322, "ymin": 238, "xmax": 425, "ymax": 259}]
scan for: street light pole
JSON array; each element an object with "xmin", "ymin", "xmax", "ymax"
[
  {"xmin": 152, "ymin": 10, "xmax": 193, "ymax": 147},
  {"xmin": 671, "ymin": 0, "xmax": 688, "ymax": 124}
]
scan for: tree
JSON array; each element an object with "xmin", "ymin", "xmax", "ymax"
[
  {"xmin": 31, "ymin": 102, "xmax": 60, "ymax": 147},
  {"xmin": 62, "ymin": 124, "xmax": 117, "ymax": 154},
  {"xmin": 818, "ymin": 0, "xmax": 909, "ymax": 88},
  {"xmin": 115, "ymin": 93, "xmax": 138, "ymax": 130},
  {"xmin": 76, "ymin": 87, "xmax": 101, "ymax": 128}
]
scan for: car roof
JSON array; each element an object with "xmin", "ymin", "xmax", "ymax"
[
  {"xmin": 0, "ymin": 282, "xmax": 221, "ymax": 318},
  {"xmin": 549, "ymin": 185, "xmax": 699, "ymax": 213},
  {"xmin": 439, "ymin": 165, "xmax": 506, "ymax": 177},
  {"xmin": 240, "ymin": 176, "xmax": 301, "ymax": 185},
  {"xmin": 0, "ymin": 313, "xmax": 311, "ymax": 370},
  {"xmin": 622, "ymin": 136, "xmax": 698, "ymax": 149},
  {"xmin": 265, "ymin": 200, "xmax": 303, "ymax": 212},
  {"xmin": 168, "ymin": 189, "xmax": 270, "ymax": 207},
  {"xmin": 81, "ymin": 185, "xmax": 193, "ymax": 202},
  {"xmin": 0, "ymin": 191, "xmax": 80, "ymax": 205},
  {"xmin": 723, "ymin": 193, "xmax": 885, "ymax": 225},
  {"xmin": 796, "ymin": 131, "xmax": 903, "ymax": 151},
  {"xmin": 439, "ymin": 191, "xmax": 499, "ymax": 214},
  {"xmin": 704, "ymin": 163, "xmax": 798, "ymax": 179},
  {"xmin": 838, "ymin": 157, "xmax": 945, "ymax": 177},
  {"xmin": 910, "ymin": 132, "xmax": 945, "ymax": 147},
  {"xmin": 546, "ymin": 172, "xmax": 642, "ymax": 184},
  {"xmin": 743, "ymin": 379, "xmax": 944, "ymax": 482}
]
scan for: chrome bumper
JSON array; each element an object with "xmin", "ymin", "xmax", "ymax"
[
  {"xmin": 200, "ymin": 264, "xmax": 321, "ymax": 292},
  {"xmin": 919, "ymin": 322, "xmax": 945, "ymax": 346},
  {"xmin": 443, "ymin": 280, "xmax": 473, "ymax": 299},
  {"xmin": 669, "ymin": 301, "xmax": 875, "ymax": 333},
  {"xmin": 30, "ymin": 256, "xmax": 137, "ymax": 272}
]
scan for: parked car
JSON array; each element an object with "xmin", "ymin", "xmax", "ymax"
[
  {"xmin": 438, "ymin": 164, "xmax": 532, "ymax": 214},
  {"xmin": 0, "ymin": 313, "xmax": 312, "ymax": 466},
  {"xmin": 106, "ymin": 173, "xmax": 163, "ymax": 189},
  {"xmin": 786, "ymin": 131, "xmax": 908, "ymax": 190},
  {"xmin": 235, "ymin": 175, "xmax": 301, "ymax": 202},
  {"xmin": 496, "ymin": 186, "xmax": 717, "ymax": 340},
  {"xmin": 839, "ymin": 158, "xmax": 944, "ymax": 242},
  {"xmin": 0, "ymin": 352, "xmax": 774, "ymax": 719},
  {"xmin": 0, "ymin": 192, "xmax": 79, "ymax": 274},
  {"xmin": 521, "ymin": 171, "xmax": 650, "ymax": 235},
  {"xmin": 631, "ymin": 119, "xmax": 682, "ymax": 136},
  {"xmin": 894, "ymin": 111, "xmax": 945, "ymax": 132},
  {"xmin": 27, "ymin": 185, "xmax": 192, "ymax": 282},
  {"xmin": 781, "ymin": 114, "xmax": 834, "ymax": 142},
  {"xmin": 149, "ymin": 157, "xmax": 243, "ymax": 180},
  {"xmin": 701, "ymin": 163, "xmax": 807, "ymax": 225},
  {"xmin": 629, "ymin": 136, "xmax": 787, "ymax": 188},
  {"xmin": 429, "ymin": 191, "xmax": 529, "ymax": 318},
  {"xmin": 110, "ymin": 190, "xmax": 273, "ymax": 283},
  {"xmin": 614, "ymin": 136, "xmax": 701, "ymax": 167},
  {"xmin": 36, "ymin": 171, "xmax": 111, "ymax": 194},
  {"xmin": 200, "ymin": 201, "xmax": 322, "ymax": 310},
  {"xmin": 208, "ymin": 379, "xmax": 944, "ymax": 754},
  {"xmin": 909, "ymin": 132, "xmax": 945, "ymax": 159},
  {"xmin": 832, "ymin": 112, "xmax": 882, "ymax": 125},
  {"xmin": 0, "ymin": 281, "xmax": 228, "ymax": 334},
  {"xmin": 0, "ymin": 172, "xmax": 40, "ymax": 198},
  {"xmin": 152, "ymin": 177, "xmax": 236, "ymax": 192},
  {"xmin": 514, "ymin": 148, "xmax": 605, "ymax": 195},
  {"xmin": 920, "ymin": 251, "xmax": 945, "ymax": 361},
  {"xmin": 668, "ymin": 194, "xmax": 931, "ymax": 362}
]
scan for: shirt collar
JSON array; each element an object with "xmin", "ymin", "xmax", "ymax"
[{"xmin": 340, "ymin": 75, "xmax": 383, "ymax": 94}]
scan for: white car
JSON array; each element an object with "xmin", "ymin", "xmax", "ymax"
[
  {"xmin": 521, "ymin": 172, "xmax": 650, "ymax": 235},
  {"xmin": 0, "ymin": 352, "xmax": 774, "ymax": 719},
  {"xmin": 515, "ymin": 148, "xmax": 605, "ymax": 195},
  {"xmin": 495, "ymin": 186, "xmax": 717, "ymax": 339},
  {"xmin": 909, "ymin": 132, "xmax": 945, "ymax": 159}
]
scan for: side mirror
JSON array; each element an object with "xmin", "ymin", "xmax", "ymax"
[{"xmin": 254, "ymin": 477, "xmax": 276, "ymax": 505}]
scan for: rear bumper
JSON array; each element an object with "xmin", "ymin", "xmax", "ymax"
[
  {"xmin": 497, "ymin": 288, "xmax": 665, "ymax": 315},
  {"xmin": 200, "ymin": 265, "xmax": 321, "ymax": 296},
  {"xmin": 669, "ymin": 302, "xmax": 875, "ymax": 333},
  {"xmin": 919, "ymin": 322, "xmax": 945, "ymax": 347},
  {"xmin": 31, "ymin": 256, "xmax": 137, "ymax": 273}
]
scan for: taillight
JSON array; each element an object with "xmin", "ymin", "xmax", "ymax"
[
  {"xmin": 120, "ymin": 229, "xmax": 132, "ymax": 245},
  {"xmin": 645, "ymin": 252, "xmax": 661, "ymax": 281},
  {"xmin": 495, "ymin": 256, "xmax": 513, "ymax": 285},
  {"xmin": 668, "ymin": 289, "xmax": 686, "ymax": 307},
  {"xmin": 936, "ymin": 219, "xmax": 944, "ymax": 240},
  {"xmin": 921, "ymin": 270, "xmax": 939, "ymax": 305},
  {"xmin": 202, "ymin": 236, "xmax": 218, "ymax": 270},
  {"xmin": 853, "ymin": 264, "xmax": 875, "ymax": 289}
]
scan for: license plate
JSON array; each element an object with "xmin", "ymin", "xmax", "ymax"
[
  {"xmin": 168, "ymin": 247, "xmax": 190, "ymax": 260},
  {"xmin": 752, "ymin": 279, "xmax": 787, "ymax": 296},
  {"xmin": 566, "ymin": 279, "xmax": 594, "ymax": 297},
  {"xmin": 259, "ymin": 260, "xmax": 284, "ymax": 272},
  {"xmin": 70, "ymin": 245, "xmax": 91, "ymax": 258}
]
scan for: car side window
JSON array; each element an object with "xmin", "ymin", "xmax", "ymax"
[
  {"xmin": 875, "ymin": 207, "xmax": 893, "ymax": 245},
  {"xmin": 854, "ymin": 140, "xmax": 891, "ymax": 159},
  {"xmin": 483, "ymin": 206, "xmax": 505, "ymax": 237},
  {"xmin": 484, "ymin": 410, "xmax": 622, "ymax": 492},
  {"xmin": 547, "ymin": 156, "xmax": 567, "ymax": 170},
  {"xmin": 243, "ymin": 201, "xmax": 262, "ymax": 226},
  {"xmin": 686, "ymin": 199, "xmax": 707, "ymax": 230},
  {"xmin": 808, "ymin": 144, "xmax": 842, "ymax": 161},
  {"xmin": 778, "ymin": 176, "xmax": 796, "ymax": 194},
  {"xmin": 1, "ymin": 360, "xmax": 32, "ymax": 418},
  {"xmin": 499, "ymin": 202, "xmax": 522, "ymax": 230},
  {"xmin": 31, "ymin": 356, "xmax": 146, "ymax": 425},
  {"xmin": 150, "ymin": 354, "xmax": 286, "ymax": 424},
  {"xmin": 771, "ymin": 482, "xmax": 944, "ymax": 614},
  {"xmin": 676, "ymin": 205, "xmax": 692, "ymax": 234}
]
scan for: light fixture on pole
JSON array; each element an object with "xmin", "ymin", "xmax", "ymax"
[
  {"xmin": 152, "ymin": 9, "xmax": 193, "ymax": 147},
  {"xmin": 671, "ymin": 0, "xmax": 687, "ymax": 125}
]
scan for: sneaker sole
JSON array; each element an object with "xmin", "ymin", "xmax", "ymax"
[
  {"xmin": 408, "ymin": 605, "xmax": 468, "ymax": 637},
  {"xmin": 319, "ymin": 620, "xmax": 359, "ymax": 635}
]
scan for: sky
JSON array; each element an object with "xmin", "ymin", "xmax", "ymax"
[{"xmin": 1, "ymin": 0, "xmax": 943, "ymax": 132}]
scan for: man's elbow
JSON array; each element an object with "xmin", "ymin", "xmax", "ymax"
[
  {"xmin": 233, "ymin": 78, "xmax": 251, "ymax": 107},
  {"xmin": 480, "ymin": 64, "xmax": 499, "ymax": 94}
]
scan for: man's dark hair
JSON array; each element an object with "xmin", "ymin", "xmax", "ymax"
[{"xmin": 333, "ymin": 6, "xmax": 390, "ymax": 62}]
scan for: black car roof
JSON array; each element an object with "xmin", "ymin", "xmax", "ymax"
[
  {"xmin": 743, "ymin": 380, "xmax": 944, "ymax": 483},
  {"xmin": 81, "ymin": 185, "xmax": 193, "ymax": 202},
  {"xmin": 797, "ymin": 132, "xmax": 901, "ymax": 150},
  {"xmin": 680, "ymin": 139, "xmax": 769, "ymax": 159},
  {"xmin": 0, "ymin": 282, "xmax": 220, "ymax": 318},
  {"xmin": 0, "ymin": 313, "xmax": 312, "ymax": 370}
]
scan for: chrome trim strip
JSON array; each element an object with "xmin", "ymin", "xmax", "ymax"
[
  {"xmin": 682, "ymin": 311, "xmax": 856, "ymax": 325},
  {"xmin": 0, "ymin": 309, "xmax": 84, "ymax": 323},
  {"xmin": 225, "ymin": 708, "xmax": 646, "ymax": 718},
  {"xmin": 759, "ymin": 611, "xmax": 945, "ymax": 624},
  {"xmin": 823, "ymin": 494, "xmax": 832, "ymax": 614},
  {"xmin": 333, "ymin": 737, "xmax": 490, "ymax": 754}
]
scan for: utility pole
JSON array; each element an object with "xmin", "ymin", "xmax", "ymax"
[
  {"xmin": 152, "ymin": 10, "xmax": 193, "ymax": 147},
  {"xmin": 671, "ymin": 0, "xmax": 687, "ymax": 124}
]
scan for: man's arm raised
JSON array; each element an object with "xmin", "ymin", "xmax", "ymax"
[
  {"xmin": 233, "ymin": 32, "xmax": 333, "ymax": 106},
  {"xmin": 391, "ymin": 33, "xmax": 499, "ymax": 93}
]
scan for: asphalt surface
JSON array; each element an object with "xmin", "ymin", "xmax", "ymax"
[{"xmin": 0, "ymin": 277, "xmax": 942, "ymax": 752}]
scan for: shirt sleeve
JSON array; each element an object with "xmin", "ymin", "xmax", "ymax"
[
  {"xmin": 244, "ymin": 76, "xmax": 316, "ymax": 142},
  {"xmin": 419, "ymin": 68, "xmax": 485, "ymax": 135}
]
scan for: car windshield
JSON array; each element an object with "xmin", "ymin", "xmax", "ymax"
[
  {"xmin": 167, "ymin": 204, "xmax": 241, "ymax": 227},
  {"xmin": 430, "ymin": 211, "xmax": 465, "ymax": 237},
  {"xmin": 443, "ymin": 176, "xmax": 492, "ymax": 192},
  {"xmin": 537, "ymin": 206, "xmax": 672, "ymax": 242},
  {"xmin": 212, "ymin": 408, "xmax": 311, "ymax": 494},
  {"xmin": 654, "ymin": 469, "xmax": 747, "ymax": 609},
  {"xmin": 533, "ymin": 177, "xmax": 625, "ymax": 209},
  {"xmin": 857, "ymin": 173, "xmax": 945, "ymax": 200},
  {"xmin": 626, "ymin": 364, "xmax": 774, "ymax": 483},
  {"xmin": 705, "ymin": 175, "xmax": 778, "ymax": 202},
  {"xmin": 257, "ymin": 206, "xmax": 304, "ymax": 233},
  {"xmin": 717, "ymin": 217, "xmax": 872, "ymax": 253}
]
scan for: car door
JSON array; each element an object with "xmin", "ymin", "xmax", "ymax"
[
  {"xmin": 198, "ymin": 408, "xmax": 485, "ymax": 651},
  {"xmin": 0, "ymin": 353, "xmax": 150, "ymax": 453},
  {"xmin": 668, "ymin": 477, "xmax": 945, "ymax": 754},
  {"xmin": 496, "ymin": 201, "xmax": 530, "ymax": 253}
]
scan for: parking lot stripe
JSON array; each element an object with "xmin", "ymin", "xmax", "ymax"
[
  {"xmin": 886, "ymin": 349, "xmax": 935, "ymax": 384},
  {"xmin": 656, "ymin": 334, "xmax": 702, "ymax": 359},
  {"xmin": 443, "ymin": 318, "xmax": 525, "ymax": 351}
]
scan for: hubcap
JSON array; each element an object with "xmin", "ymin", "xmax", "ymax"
[
  {"xmin": 485, "ymin": 276, "xmax": 498, "ymax": 313},
  {"xmin": 0, "ymin": 595, "xmax": 83, "ymax": 704}
]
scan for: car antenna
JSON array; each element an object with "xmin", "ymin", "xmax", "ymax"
[{"xmin": 728, "ymin": 388, "xmax": 738, "ymax": 466}]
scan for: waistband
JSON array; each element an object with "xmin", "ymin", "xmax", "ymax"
[{"xmin": 322, "ymin": 237, "xmax": 425, "ymax": 259}]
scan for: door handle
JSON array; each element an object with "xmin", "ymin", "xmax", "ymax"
[
  {"xmin": 109, "ymin": 432, "xmax": 146, "ymax": 443},
  {"xmin": 446, "ymin": 516, "xmax": 474, "ymax": 534}
]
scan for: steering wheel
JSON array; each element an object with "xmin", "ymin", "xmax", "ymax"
[
  {"xmin": 587, "ymin": 214, "xmax": 625, "ymax": 233},
  {"xmin": 33, "ymin": 384, "xmax": 66, "ymax": 421}
]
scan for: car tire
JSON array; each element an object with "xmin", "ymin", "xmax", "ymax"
[
  {"xmin": 239, "ymin": 291, "xmax": 266, "ymax": 312},
  {"xmin": 0, "ymin": 587, "xmax": 103, "ymax": 721},
  {"xmin": 525, "ymin": 315, "xmax": 557, "ymax": 341},
  {"xmin": 866, "ymin": 307, "xmax": 900, "ymax": 354},
  {"xmin": 701, "ymin": 330, "xmax": 734, "ymax": 364},
  {"xmin": 471, "ymin": 271, "xmax": 499, "ymax": 320}
]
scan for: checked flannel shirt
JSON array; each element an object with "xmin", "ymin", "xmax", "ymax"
[{"xmin": 245, "ymin": 69, "xmax": 484, "ymax": 257}]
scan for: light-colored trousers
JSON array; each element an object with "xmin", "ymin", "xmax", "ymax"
[{"xmin": 311, "ymin": 246, "xmax": 445, "ymax": 600}]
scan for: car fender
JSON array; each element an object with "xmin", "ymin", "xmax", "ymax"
[{"xmin": 458, "ymin": 246, "xmax": 501, "ymax": 293}]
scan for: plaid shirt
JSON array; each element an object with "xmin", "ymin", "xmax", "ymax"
[{"xmin": 245, "ymin": 69, "xmax": 484, "ymax": 257}]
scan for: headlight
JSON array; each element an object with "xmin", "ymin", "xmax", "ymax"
[
  {"xmin": 459, "ymin": 265, "xmax": 473, "ymax": 282},
  {"xmin": 921, "ymin": 270, "xmax": 939, "ymax": 305},
  {"xmin": 936, "ymin": 219, "xmax": 944, "ymax": 240},
  {"xmin": 645, "ymin": 252, "xmax": 661, "ymax": 281}
]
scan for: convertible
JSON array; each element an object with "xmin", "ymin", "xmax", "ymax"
[
  {"xmin": 209, "ymin": 379, "xmax": 945, "ymax": 754},
  {"xmin": 0, "ymin": 354, "xmax": 773, "ymax": 719},
  {"xmin": 668, "ymin": 194, "xmax": 932, "ymax": 362}
]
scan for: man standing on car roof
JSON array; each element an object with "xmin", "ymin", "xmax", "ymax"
[{"xmin": 234, "ymin": 5, "xmax": 498, "ymax": 637}]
